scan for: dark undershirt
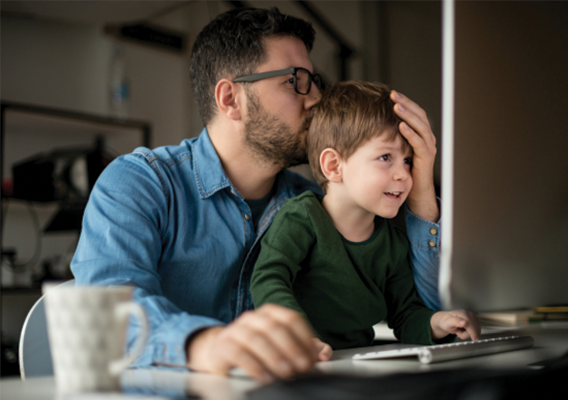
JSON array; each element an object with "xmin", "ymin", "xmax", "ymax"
[{"xmin": 245, "ymin": 186, "xmax": 275, "ymax": 231}]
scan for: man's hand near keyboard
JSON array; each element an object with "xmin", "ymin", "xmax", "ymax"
[
  {"xmin": 430, "ymin": 310, "xmax": 481, "ymax": 341},
  {"xmin": 187, "ymin": 304, "xmax": 333, "ymax": 383}
]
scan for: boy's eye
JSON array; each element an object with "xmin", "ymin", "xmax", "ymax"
[
  {"xmin": 404, "ymin": 157, "xmax": 414, "ymax": 168},
  {"xmin": 379, "ymin": 154, "xmax": 391, "ymax": 162}
]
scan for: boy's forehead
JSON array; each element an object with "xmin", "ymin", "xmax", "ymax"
[{"xmin": 368, "ymin": 131, "xmax": 413, "ymax": 154}]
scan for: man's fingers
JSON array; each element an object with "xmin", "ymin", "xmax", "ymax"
[
  {"xmin": 187, "ymin": 305, "xmax": 321, "ymax": 382},
  {"xmin": 391, "ymin": 90, "xmax": 429, "ymax": 123},
  {"xmin": 398, "ymin": 121, "xmax": 423, "ymax": 151},
  {"xmin": 228, "ymin": 304, "xmax": 319, "ymax": 379},
  {"xmin": 312, "ymin": 338, "xmax": 333, "ymax": 361},
  {"xmin": 229, "ymin": 333, "xmax": 292, "ymax": 381},
  {"xmin": 388, "ymin": 89, "xmax": 440, "ymax": 221},
  {"xmin": 204, "ymin": 324, "xmax": 299, "ymax": 381},
  {"xmin": 395, "ymin": 103, "xmax": 430, "ymax": 135},
  {"xmin": 217, "ymin": 340, "xmax": 275, "ymax": 383},
  {"xmin": 257, "ymin": 304, "xmax": 319, "ymax": 361},
  {"xmin": 391, "ymin": 91, "xmax": 436, "ymax": 149},
  {"xmin": 233, "ymin": 310, "xmax": 313, "ymax": 378},
  {"xmin": 396, "ymin": 108, "xmax": 435, "ymax": 151}
]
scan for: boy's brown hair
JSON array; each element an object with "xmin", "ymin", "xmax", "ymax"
[{"xmin": 307, "ymin": 81, "xmax": 408, "ymax": 191}]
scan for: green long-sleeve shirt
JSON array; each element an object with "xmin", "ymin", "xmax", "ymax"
[{"xmin": 251, "ymin": 191, "xmax": 436, "ymax": 350}]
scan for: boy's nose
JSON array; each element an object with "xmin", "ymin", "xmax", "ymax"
[{"xmin": 393, "ymin": 164, "xmax": 411, "ymax": 181}]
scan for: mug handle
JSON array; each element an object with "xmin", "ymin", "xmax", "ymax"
[{"xmin": 108, "ymin": 302, "xmax": 148, "ymax": 376}]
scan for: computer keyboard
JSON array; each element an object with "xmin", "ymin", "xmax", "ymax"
[{"xmin": 352, "ymin": 335, "xmax": 534, "ymax": 364}]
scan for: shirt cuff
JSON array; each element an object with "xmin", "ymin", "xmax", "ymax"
[
  {"xmin": 404, "ymin": 198, "xmax": 442, "ymax": 311},
  {"xmin": 404, "ymin": 202, "xmax": 441, "ymax": 253},
  {"xmin": 130, "ymin": 314, "xmax": 224, "ymax": 368}
]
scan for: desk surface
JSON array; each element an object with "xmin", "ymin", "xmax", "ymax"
[{"xmin": 2, "ymin": 324, "xmax": 567, "ymax": 400}]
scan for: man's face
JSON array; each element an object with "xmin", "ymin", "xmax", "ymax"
[
  {"xmin": 241, "ymin": 36, "xmax": 321, "ymax": 169},
  {"xmin": 244, "ymin": 89, "xmax": 310, "ymax": 168}
]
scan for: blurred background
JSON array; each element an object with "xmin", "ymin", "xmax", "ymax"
[
  {"xmin": 2, "ymin": 0, "xmax": 566, "ymax": 377},
  {"xmin": 1, "ymin": 0, "xmax": 443, "ymax": 376}
]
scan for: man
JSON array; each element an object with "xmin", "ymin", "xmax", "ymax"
[{"xmin": 71, "ymin": 8, "xmax": 440, "ymax": 383}]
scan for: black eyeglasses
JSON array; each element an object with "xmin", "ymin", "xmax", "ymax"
[{"xmin": 233, "ymin": 67, "xmax": 324, "ymax": 95}]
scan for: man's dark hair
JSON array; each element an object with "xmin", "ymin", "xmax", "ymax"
[{"xmin": 189, "ymin": 7, "xmax": 316, "ymax": 126}]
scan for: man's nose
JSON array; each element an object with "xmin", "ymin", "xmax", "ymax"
[{"xmin": 304, "ymin": 83, "xmax": 322, "ymax": 109}]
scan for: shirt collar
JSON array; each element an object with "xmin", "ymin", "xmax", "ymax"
[
  {"xmin": 192, "ymin": 128, "xmax": 318, "ymax": 202},
  {"xmin": 192, "ymin": 128, "xmax": 232, "ymax": 199}
]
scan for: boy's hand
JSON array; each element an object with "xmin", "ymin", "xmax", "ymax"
[
  {"xmin": 430, "ymin": 310, "xmax": 481, "ymax": 341},
  {"xmin": 391, "ymin": 90, "xmax": 439, "ymax": 223},
  {"xmin": 186, "ymin": 304, "xmax": 324, "ymax": 383}
]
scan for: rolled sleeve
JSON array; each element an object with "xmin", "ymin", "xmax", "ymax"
[
  {"xmin": 404, "ymin": 203, "xmax": 441, "ymax": 311},
  {"xmin": 72, "ymin": 153, "xmax": 224, "ymax": 368},
  {"xmin": 131, "ymin": 289, "xmax": 224, "ymax": 367}
]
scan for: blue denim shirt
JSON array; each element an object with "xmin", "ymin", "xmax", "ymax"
[{"xmin": 71, "ymin": 129, "xmax": 440, "ymax": 368}]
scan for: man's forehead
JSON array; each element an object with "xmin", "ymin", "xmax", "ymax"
[{"xmin": 260, "ymin": 36, "xmax": 314, "ymax": 72}]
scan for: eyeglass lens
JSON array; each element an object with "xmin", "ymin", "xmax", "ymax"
[{"xmin": 295, "ymin": 68, "xmax": 322, "ymax": 95}]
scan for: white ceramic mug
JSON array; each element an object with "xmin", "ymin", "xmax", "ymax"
[{"xmin": 43, "ymin": 284, "xmax": 148, "ymax": 393}]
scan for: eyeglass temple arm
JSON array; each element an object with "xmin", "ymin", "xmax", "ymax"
[{"xmin": 232, "ymin": 68, "xmax": 295, "ymax": 83}]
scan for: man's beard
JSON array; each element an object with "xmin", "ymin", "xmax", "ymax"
[{"xmin": 243, "ymin": 90, "xmax": 310, "ymax": 169}]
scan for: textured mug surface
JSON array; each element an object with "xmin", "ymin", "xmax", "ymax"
[{"xmin": 44, "ymin": 285, "xmax": 146, "ymax": 393}]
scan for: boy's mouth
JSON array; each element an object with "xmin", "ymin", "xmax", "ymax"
[{"xmin": 385, "ymin": 191, "xmax": 403, "ymax": 199}]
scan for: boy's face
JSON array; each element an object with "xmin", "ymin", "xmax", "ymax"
[{"xmin": 339, "ymin": 133, "xmax": 413, "ymax": 219}]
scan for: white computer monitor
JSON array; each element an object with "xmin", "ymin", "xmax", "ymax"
[{"xmin": 439, "ymin": 0, "xmax": 568, "ymax": 312}]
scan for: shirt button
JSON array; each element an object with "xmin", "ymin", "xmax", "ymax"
[
  {"xmin": 244, "ymin": 214, "xmax": 250, "ymax": 221},
  {"xmin": 428, "ymin": 240, "xmax": 436, "ymax": 248},
  {"xmin": 430, "ymin": 228, "xmax": 438, "ymax": 235}
]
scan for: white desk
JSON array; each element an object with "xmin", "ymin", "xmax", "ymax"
[{"xmin": 2, "ymin": 324, "xmax": 567, "ymax": 400}]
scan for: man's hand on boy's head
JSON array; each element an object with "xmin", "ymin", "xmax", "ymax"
[
  {"xmin": 186, "ymin": 304, "xmax": 326, "ymax": 383},
  {"xmin": 390, "ymin": 91, "xmax": 440, "ymax": 223},
  {"xmin": 430, "ymin": 310, "xmax": 481, "ymax": 342}
]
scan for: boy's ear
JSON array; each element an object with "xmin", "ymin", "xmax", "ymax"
[
  {"xmin": 320, "ymin": 148, "xmax": 343, "ymax": 183},
  {"xmin": 215, "ymin": 79, "xmax": 242, "ymax": 121}
]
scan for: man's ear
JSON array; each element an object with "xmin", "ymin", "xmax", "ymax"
[
  {"xmin": 215, "ymin": 79, "xmax": 242, "ymax": 121},
  {"xmin": 320, "ymin": 148, "xmax": 343, "ymax": 183}
]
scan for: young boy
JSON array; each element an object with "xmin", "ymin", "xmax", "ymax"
[{"xmin": 250, "ymin": 81, "xmax": 479, "ymax": 351}]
